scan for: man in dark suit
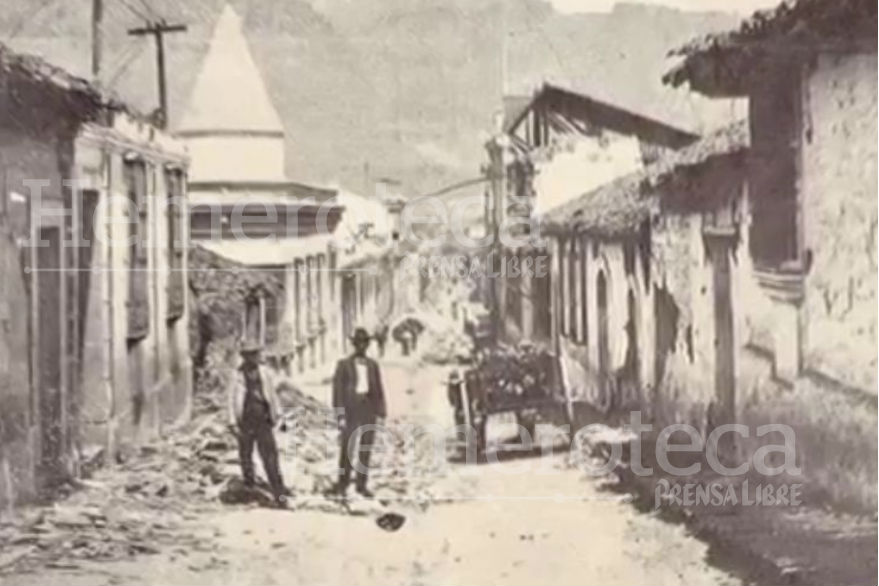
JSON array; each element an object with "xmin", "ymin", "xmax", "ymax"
[{"xmin": 329, "ymin": 327, "xmax": 387, "ymax": 498}]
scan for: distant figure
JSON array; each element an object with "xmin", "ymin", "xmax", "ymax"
[
  {"xmin": 374, "ymin": 322, "xmax": 389, "ymax": 358},
  {"xmin": 410, "ymin": 328, "xmax": 420, "ymax": 352},
  {"xmin": 447, "ymin": 370, "xmax": 465, "ymax": 427},
  {"xmin": 329, "ymin": 328, "xmax": 387, "ymax": 498},
  {"xmin": 228, "ymin": 342, "xmax": 288, "ymax": 508}
]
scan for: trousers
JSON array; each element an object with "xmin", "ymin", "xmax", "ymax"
[
  {"xmin": 238, "ymin": 396, "xmax": 285, "ymax": 497},
  {"xmin": 337, "ymin": 396, "xmax": 378, "ymax": 490}
]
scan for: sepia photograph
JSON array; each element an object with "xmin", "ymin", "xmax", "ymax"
[{"xmin": 0, "ymin": 0, "xmax": 875, "ymax": 584}]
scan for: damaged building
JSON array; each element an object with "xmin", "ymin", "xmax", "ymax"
[
  {"xmin": 0, "ymin": 44, "xmax": 192, "ymax": 508},
  {"xmin": 488, "ymin": 0, "xmax": 877, "ymax": 513}
]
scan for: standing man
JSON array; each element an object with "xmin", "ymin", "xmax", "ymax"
[
  {"xmin": 329, "ymin": 327, "xmax": 387, "ymax": 498},
  {"xmin": 228, "ymin": 341, "xmax": 288, "ymax": 508}
]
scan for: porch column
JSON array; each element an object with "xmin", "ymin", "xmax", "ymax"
[
  {"xmin": 294, "ymin": 258, "xmax": 306, "ymax": 373},
  {"xmin": 521, "ymin": 251, "xmax": 534, "ymax": 339},
  {"xmin": 550, "ymin": 237, "xmax": 562, "ymax": 355},
  {"xmin": 316, "ymin": 253, "xmax": 327, "ymax": 364},
  {"xmin": 306, "ymin": 256, "xmax": 317, "ymax": 370}
]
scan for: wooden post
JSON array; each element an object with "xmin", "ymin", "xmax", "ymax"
[
  {"xmin": 128, "ymin": 20, "xmax": 187, "ymax": 128},
  {"xmin": 91, "ymin": 0, "xmax": 103, "ymax": 80}
]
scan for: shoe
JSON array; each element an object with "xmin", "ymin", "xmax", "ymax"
[
  {"xmin": 274, "ymin": 495, "xmax": 288, "ymax": 509},
  {"xmin": 324, "ymin": 483, "xmax": 348, "ymax": 499},
  {"xmin": 356, "ymin": 486, "xmax": 374, "ymax": 499}
]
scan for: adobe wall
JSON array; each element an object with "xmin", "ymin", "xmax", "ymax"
[{"xmin": 800, "ymin": 52, "xmax": 878, "ymax": 394}]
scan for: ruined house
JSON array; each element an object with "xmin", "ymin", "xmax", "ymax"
[
  {"xmin": 484, "ymin": 82, "xmax": 697, "ymax": 345},
  {"xmin": 0, "ymin": 44, "xmax": 191, "ymax": 508},
  {"xmin": 663, "ymin": 0, "xmax": 877, "ymax": 510},
  {"xmin": 490, "ymin": 0, "xmax": 876, "ymax": 513}
]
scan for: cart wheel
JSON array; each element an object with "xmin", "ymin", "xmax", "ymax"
[
  {"xmin": 516, "ymin": 411, "xmax": 537, "ymax": 446},
  {"xmin": 475, "ymin": 415, "xmax": 487, "ymax": 461}
]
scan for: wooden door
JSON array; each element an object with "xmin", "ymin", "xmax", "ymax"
[
  {"xmin": 710, "ymin": 239, "xmax": 735, "ymax": 428},
  {"xmin": 36, "ymin": 226, "xmax": 63, "ymax": 478},
  {"xmin": 596, "ymin": 271, "xmax": 609, "ymax": 400}
]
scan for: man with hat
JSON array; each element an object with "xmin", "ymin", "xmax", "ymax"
[
  {"xmin": 329, "ymin": 327, "xmax": 387, "ymax": 498},
  {"xmin": 447, "ymin": 370, "xmax": 466, "ymax": 427},
  {"xmin": 229, "ymin": 341, "xmax": 288, "ymax": 507}
]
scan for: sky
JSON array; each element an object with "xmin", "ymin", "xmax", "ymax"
[{"xmin": 550, "ymin": 0, "xmax": 783, "ymax": 14}]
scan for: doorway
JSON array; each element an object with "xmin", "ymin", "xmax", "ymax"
[
  {"xmin": 708, "ymin": 238, "xmax": 735, "ymax": 432},
  {"xmin": 36, "ymin": 226, "xmax": 63, "ymax": 480},
  {"xmin": 596, "ymin": 271, "xmax": 609, "ymax": 408}
]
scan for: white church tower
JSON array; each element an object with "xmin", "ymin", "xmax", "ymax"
[{"xmin": 178, "ymin": 3, "xmax": 287, "ymax": 185}]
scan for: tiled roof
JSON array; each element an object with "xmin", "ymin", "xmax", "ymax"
[
  {"xmin": 664, "ymin": 0, "xmax": 877, "ymax": 89},
  {"xmin": 0, "ymin": 40, "xmax": 126, "ymax": 116},
  {"xmin": 645, "ymin": 119, "xmax": 749, "ymax": 187},
  {"xmin": 541, "ymin": 172, "xmax": 650, "ymax": 238},
  {"xmin": 505, "ymin": 82, "xmax": 698, "ymax": 148},
  {"xmin": 540, "ymin": 121, "xmax": 748, "ymax": 236}
]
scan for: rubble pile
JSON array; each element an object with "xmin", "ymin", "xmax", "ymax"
[
  {"xmin": 0, "ymin": 340, "xmax": 454, "ymax": 573},
  {"xmin": 0, "ymin": 443, "xmax": 215, "ymax": 573}
]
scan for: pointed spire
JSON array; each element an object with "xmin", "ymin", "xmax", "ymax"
[{"xmin": 178, "ymin": 3, "xmax": 283, "ymax": 135}]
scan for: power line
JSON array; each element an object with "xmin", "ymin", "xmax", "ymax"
[
  {"xmin": 117, "ymin": 0, "xmax": 150, "ymax": 22},
  {"xmin": 8, "ymin": 0, "xmax": 56, "ymax": 40},
  {"xmin": 514, "ymin": 0, "xmax": 571, "ymax": 85},
  {"xmin": 107, "ymin": 40, "xmax": 148, "ymax": 89},
  {"xmin": 128, "ymin": 19, "xmax": 188, "ymax": 128},
  {"xmin": 135, "ymin": 0, "xmax": 159, "ymax": 20}
]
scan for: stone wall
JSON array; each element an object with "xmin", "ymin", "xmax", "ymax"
[
  {"xmin": 0, "ymin": 225, "xmax": 34, "ymax": 510},
  {"xmin": 650, "ymin": 212, "xmax": 716, "ymax": 431},
  {"xmin": 801, "ymin": 52, "xmax": 878, "ymax": 393}
]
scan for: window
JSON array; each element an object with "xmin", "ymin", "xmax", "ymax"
[
  {"xmin": 557, "ymin": 240, "xmax": 567, "ymax": 336},
  {"xmin": 579, "ymin": 236, "xmax": 588, "ymax": 345},
  {"xmin": 243, "ymin": 289, "xmax": 278, "ymax": 346},
  {"xmin": 244, "ymin": 292, "xmax": 261, "ymax": 344},
  {"xmin": 165, "ymin": 168, "xmax": 185, "ymax": 321},
  {"xmin": 293, "ymin": 261, "xmax": 303, "ymax": 340},
  {"xmin": 124, "ymin": 157, "xmax": 149, "ymax": 340},
  {"xmin": 748, "ymin": 64, "xmax": 802, "ymax": 270},
  {"xmin": 264, "ymin": 292, "xmax": 279, "ymax": 345},
  {"xmin": 568, "ymin": 239, "xmax": 577, "ymax": 338}
]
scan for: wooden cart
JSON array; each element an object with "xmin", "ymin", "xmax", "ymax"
[{"xmin": 449, "ymin": 343, "xmax": 575, "ymax": 459}]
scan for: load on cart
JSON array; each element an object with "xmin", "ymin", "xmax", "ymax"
[{"xmin": 447, "ymin": 340, "xmax": 574, "ymax": 458}]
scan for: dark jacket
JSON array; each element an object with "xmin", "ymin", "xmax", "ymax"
[{"xmin": 332, "ymin": 355, "xmax": 387, "ymax": 419}]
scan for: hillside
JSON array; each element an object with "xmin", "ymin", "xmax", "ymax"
[{"xmin": 0, "ymin": 0, "xmax": 741, "ymax": 197}]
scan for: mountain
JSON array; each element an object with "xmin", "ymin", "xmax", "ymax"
[{"xmin": 0, "ymin": 0, "xmax": 741, "ymax": 197}]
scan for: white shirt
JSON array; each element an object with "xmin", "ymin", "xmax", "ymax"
[{"xmin": 354, "ymin": 359, "xmax": 369, "ymax": 395}]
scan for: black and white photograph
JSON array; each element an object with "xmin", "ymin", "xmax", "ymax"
[{"xmin": 0, "ymin": 0, "xmax": 875, "ymax": 584}]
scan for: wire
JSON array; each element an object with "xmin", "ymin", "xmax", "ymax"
[
  {"xmin": 8, "ymin": 0, "xmax": 56, "ymax": 40},
  {"xmin": 107, "ymin": 39, "xmax": 148, "ymax": 89},
  {"xmin": 105, "ymin": 40, "xmax": 140, "ymax": 76},
  {"xmin": 135, "ymin": 0, "xmax": 159, "ymax": 20},
  {"xmin": 117, "ymin": 0, "xmax": 150, "ymax": 22},
  {"xmin": 416, "ymin": 176, "xmax": 489, "ymax": 200},
  {"xmin": 514, "ymin": 0, "xmax": 571, "ymax": 84}
]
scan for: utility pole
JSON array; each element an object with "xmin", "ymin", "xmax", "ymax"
[
  {"xmin": 91, "ymin": 0, "xmax": 103, "ymax": 81},
  {"xmin": 128, "ymin": 19, "xmax": 187, "ymax": 128}
]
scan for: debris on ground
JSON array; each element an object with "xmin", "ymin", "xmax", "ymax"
[{"xmin": 0, "ymin": 340, "xmax": 448, "ymax": 574}]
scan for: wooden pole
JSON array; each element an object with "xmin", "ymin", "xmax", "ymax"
[
  {"xmin": 128, "ymin": 20, "xmax": 187, "ymax": 128},
  {"xmin": 91, "ymin": 0, "xmax": 103, "ymax": 81}
]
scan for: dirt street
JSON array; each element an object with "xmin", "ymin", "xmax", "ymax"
[{"xmin": 1, "ymin": 352, "xmax": 740, "ymax": 586}]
